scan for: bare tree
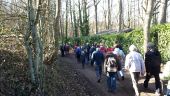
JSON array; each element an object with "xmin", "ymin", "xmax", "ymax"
[
  {"xmin": 143, "ymin": 0, "xmax": 155, "ymax": 53},
  {"xmin": 65, "ymin": 0, "xmax": 68, "ymax": 39},
  {"xmin": 72, "ymin": 0, "xmax": 78, "ymax": 37},
  {"xmin": 158, "ymin": 0, "xmax": 168, "ymax": 24},
  {"xmin": 69, "ymin": 0, "xmax": 73, "ymax": 36},
  {"xmin": 93, "ymin": 0, "xmax": 101, "ymax": 34},
  {"xmin": 107, "ymin": 0, "xmax": 111, "ymax": 29},
  {"xmin": 78, "ymin": 0, "xmax": 89, "ymax": 36},
  {"xmin": 118, "ymin": 0, "xmax": 123, "ymax": 32},
  {"xmin": 54, "ymin": 0, "xmax": 61, "ymax": 52},
  {"xmin": 127, "ymin": 0, "xmax": 131, "ymax": 28},
  {"xmin": 101, "ymin": 0, "xmax": 107, "ymax": 30}
]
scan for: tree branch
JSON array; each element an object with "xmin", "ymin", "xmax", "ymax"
[{"xmin": 1, "ymin": 1, "xmax": 27, "ymax": 10}]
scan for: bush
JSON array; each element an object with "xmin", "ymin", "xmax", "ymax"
[
  {"xmin": 67, "ymin": 24, "xmax": 170, "ymax": 62},
  {"xmin": 152, "ymin": 24, "xmax": 170, "ymax": 62}
]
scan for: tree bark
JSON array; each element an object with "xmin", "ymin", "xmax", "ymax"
[
  {"xmin": 65, "ymin": 0, "xmax": 68, "ymax": 39},
  {"xmin": 78, "ymin": 0, "xmax": 83, "ymax": 36},
  {"xmin": 73, "ymin": 9, "xmax": 78, "ymax": 37},
  {"xmin": 25, "ymin": 2, "xmax": 45, "ymax": 94},
  {"xmin": 93, "ymin": 0, "xmax": 101, "ymax": 34},
  {"xmin": 69, "ymin": 0, "xmax": 74, "ymax": 37},
  {"xmin": 94, "ymin": 0, "xmax": 98, "ymax": 34},
  {"xmin": 158, "ymin": 0, "xmax": 168, "ymax": 24},
  {"xmin": 54, "ymin": 0, "xmax": 61, "ymax": 49},
  {"xmin": 107, "ymin": 0, "xmax": 111, "ymax": 29},
  {"xmin": 83, "ymin": 0, "xmax": 89, "ymax": 36},
  {"xmin": 127, "ymin": 0, "xmax": 131, "ymax": 28},
  {"xmin": 143, "ymin": 0, "xmax": 155, "ymax": 53},
  {"xmin": 118, "ymin": 0, "xmax": 123, "ymax": 32}
]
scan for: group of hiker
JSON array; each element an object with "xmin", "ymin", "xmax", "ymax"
[{"xmin": 61, "ymin": 41, "xmax": 170, "ymax": 96}]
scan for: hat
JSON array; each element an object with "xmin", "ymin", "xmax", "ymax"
[
  {"xmin": 129, "ymin": 44, "xmax": 137, "ymax": 52},
  {"xmin": 147, "ymin": 42, "xmax": 155, "ymax": 50}
]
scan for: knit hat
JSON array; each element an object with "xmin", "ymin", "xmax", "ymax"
[{"xmin": 147, "ymin": 42, "xmax": 155, "ymax": 50}]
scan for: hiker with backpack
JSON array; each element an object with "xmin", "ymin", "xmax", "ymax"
[
  {"xmin": 104, "ymin": 51, "xmax": 121, "ymax": 93},
  {"xmin": 85, "ymin": 43, "xmax": 91, "ymax": 62},
  {"xmin": 75, "ymin": 46, "xmax": 81, "ymax": 62},
  {"xmin": 113, "ymin": 48, "xmax": 125, "ymax": 80},
  {"xmin": 143, "ymin": 42, "xmax": 162, "ymax": 95},
  {"xmin": 80, "ymin": 46, "xmax": 87, "ymax": 69},
  {"xmin": 92, "ymin": 48, "xmax": 105, "ymax": 83},
  {"xmin": 125, "ymin": 45, "xmax": 145, "ymax": 96}
]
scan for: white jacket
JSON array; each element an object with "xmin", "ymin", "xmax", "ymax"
[
  {"xmin": 125, "ymin": 51, "xmax": 145, "ymax": 74},
  {"xmin": 160, "ymin": 61, "xmax": 170, "ymax": 89}
]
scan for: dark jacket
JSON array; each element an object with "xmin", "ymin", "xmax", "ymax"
[
  {"xmin": 93, "ymin": 51, "xmax": 105, "ymax": 66},
  {"xmin": 145, "ymin": 50, "xmax": 161, "ymax": 74}
]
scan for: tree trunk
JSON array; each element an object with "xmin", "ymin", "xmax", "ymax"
[
  {"xmin": 26, "ymin": 1, "xmax": 45, "ymax": 95},
  {"xmin": 102, "ymin": 0, "xmax": 107, "ymax": 30},
  {"xmin": 78, "ymin": 0, "xmax": 83, "ymax": 36},
  {"xmin": 83, "ymin": 0, "xmax": 89, "ymax": 36},
  {"xmin": 73, "ymin": 9, "xmax": 78, "ymax": 37},
  {"xmin": 133, "ymin": 0, "xmax": 136, "ymax": 28},
  {"xmin": 94, "ymin": 0, "xmax": 99, "ymax": 34},
  {"xmin": 54, "ymin": 0, "xmax": 61, "ymax": 54},
  {"xmin": 27, "ymin": 0, "xmax": 40, "ymax": 85},
  {"xmin": 69, "ymin": 0, "xmax": 74, "ymax": 37},
  {"xmin": 158, "ymin": 0, "xmax": 168, "ymax": 24},
  {"xmin": 138, "ymin": 0, "xmax": 140, "ymax": 27},
  {"xmin": 65, "ymin": 0, "xmax": 68, "ymax": 39},
  {"xmin": 127, "ymin": 0, "xmax": 131, "ymax": 28},
  {"xmin": 107, "ymin": 0, "xmax": 111, "ymax": 29},
  {"xmin": 143, "ymin": 0, "xmax": 155, "ymax": 53},
  {"xmin": 118, "ymin": 0, "xmax": 123, "ymax": 32}
]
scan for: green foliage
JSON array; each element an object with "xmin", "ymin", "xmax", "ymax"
[
  {"xmin": 151, "ymin": 24, "xmax": 170, "ymax": 62},
  {"xmin": 67, "ymin": 24, "xmax": 170, "ymax": 62}
]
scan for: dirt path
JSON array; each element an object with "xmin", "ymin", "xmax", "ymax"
[{"xmin": 60, "ymin": 54, "xmax": 167, "ymax": 96}]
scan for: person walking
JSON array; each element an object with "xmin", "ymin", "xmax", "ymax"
[
  {"xmin": 104, "ymin": 52, "xmax": 121, "ymax": 93},
  {"xmin": 89, "ymin": 45, "xmax": 96, "ymax": 66},
  {"xmin": 143, "ymin": 42, "xmax": 162, "ymax": 95},
  {"xmin": 125, "ymin": 45, "xmax": 145, "ymax": 96},
  {"xmin": 113, "ymin": 48, "xmax": 125, "ymax": 80},
  {"xmin": 80, "ymin": 48, "xmax": 86, "ymax": 69},
  {"xmin": 75, "ymin": 46, "xmax": 81, "ymax": 62},
  {"xmin": 92, "ymin": 48, "xmax": 105, "ymax": 83},
  {"xmin": 160, "ymin": 61, "xmax": 170, "ymax": 96},
  {"xmin": 60, "ymin": 44, "xmax": 65, "ymax": 57}
]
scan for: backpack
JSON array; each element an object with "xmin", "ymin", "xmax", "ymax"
[{"xmin": 107, "ymin": 57, "xmax": 117, "ymax": 72}]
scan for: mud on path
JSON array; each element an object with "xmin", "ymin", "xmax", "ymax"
[{"xmin": 59, "ymin": 53, "xmax": 167, "ymax": 96}]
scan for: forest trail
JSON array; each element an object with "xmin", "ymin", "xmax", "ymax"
[{"xmin": 60, "ymin": 53, "xmax": 166, "ymax": 96}]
